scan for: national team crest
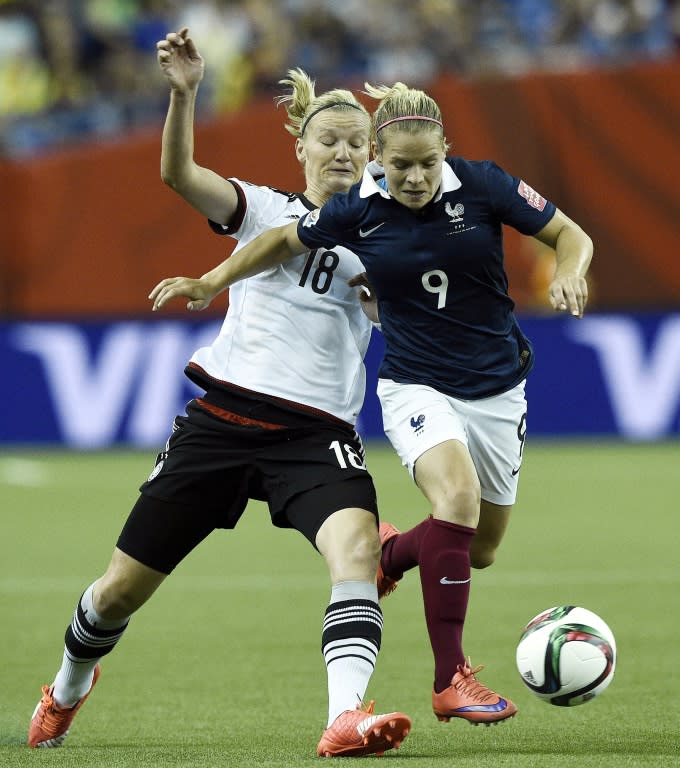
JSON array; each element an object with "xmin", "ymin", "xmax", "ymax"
[
  {"xmin": 445, "ymin": 202, "xmax": 464, "ymax": 222},
  {"xmin": 410, "ymin": 414, "xmax": 426, "ymax": 432},
  {"xmin": 147, "ymin": 457, "xmax": 165, "ymax": 482}
]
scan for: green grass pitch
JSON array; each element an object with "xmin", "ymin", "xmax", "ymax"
[{"xmin": 1, "ymin": 440, "xmax": 679, "ymax": 767}]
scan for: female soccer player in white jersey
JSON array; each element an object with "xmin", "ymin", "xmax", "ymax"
[
  {"xmin": 152, "ymin": 81, "xmax": 593, "ymax": 727},
  {"xmin": 27, "ymin": 30, "xmax": 411, "ymax": 758}
]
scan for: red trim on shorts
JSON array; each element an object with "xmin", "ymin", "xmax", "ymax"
[
  {"xmin": 186, "ymin": 362, "xmax": 352, "ymax": 427},
  {"xmin": 195, "ymin": 398, "xmax": 286, "ymax": 430}
]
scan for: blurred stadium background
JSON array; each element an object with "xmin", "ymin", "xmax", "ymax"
[{"xmin": 1, "ymin": 0, "xmax": 679, "ymax": 447}]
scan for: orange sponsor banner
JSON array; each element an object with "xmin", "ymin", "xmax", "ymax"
[{"xmin": 1, "ymin": 59, "xmax": 679, "ymax": 317}]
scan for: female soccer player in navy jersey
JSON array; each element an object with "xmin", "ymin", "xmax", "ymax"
[
  {"xmin": 28, "ymin": 31, "xmax": 411, "ymax": 758},
  {"xmin": 152, "ymin": 81, "xmax": 593, "ymax": 727}
]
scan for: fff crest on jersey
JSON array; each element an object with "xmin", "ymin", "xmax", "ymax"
[{"xmin": 445, "ymin": 202, "xmax": 464, "ymax": 222}]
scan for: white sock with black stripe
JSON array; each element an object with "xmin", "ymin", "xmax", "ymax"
[
  {"xmin": 52, "ymin": 582, "xmax": 130, "ymax": 707},
  {"xmin": 322, "ymin": 581, "xmax": 382, "ymax": 727}
]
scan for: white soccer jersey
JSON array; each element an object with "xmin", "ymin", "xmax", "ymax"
[{"xmin": 190, "ymin": 178, "xmax": 372, "ymax": 425}]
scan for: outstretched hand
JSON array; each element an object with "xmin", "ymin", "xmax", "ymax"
[
  {"xmin": 548, "ymin": 274, "xmax": 588, "ymax": 318},
  {"xmin": 157, "ymin": 27, "xmax": 205, "ymax": 92},
  {"xmin": 149, "ymin": 276, "xmax": 218, "ymax": 312},
  {"xmin": 348, "ymin": 272, "xmax": 380, "ymax": 324}
]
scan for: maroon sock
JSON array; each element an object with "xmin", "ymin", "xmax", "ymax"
[
  {"xmin": 418, "ymin": 518, "xmax": 476, "ymax": 692},
  {"xmin": 381, "ymin": 516, "xmax": 433, "ymax": 580}
]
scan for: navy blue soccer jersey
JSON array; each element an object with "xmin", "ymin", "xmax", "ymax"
[{"xmin": 297, "ymin": 158, "xmax": 556, "ymax": 399}]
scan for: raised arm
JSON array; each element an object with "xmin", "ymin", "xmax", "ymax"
[
  {"xmin": 157, "ymin": 28, "xmax": 238, "ymax": 225},
  {"xmin": 533, "ymin": 208, "xmax": 593, "ymax": 318},
  {"xmin": 149, "ymin": 221, "xmax": 306, "ymax": 311}
]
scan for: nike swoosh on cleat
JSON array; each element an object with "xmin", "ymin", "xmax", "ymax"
[
  {"xmin": 455, "ymin": 699, "xmax": 509, "ymax": 713},
  {"xmin": 359, "ymin": 223, "xmax": 385, "ymax": 238},
  {"xmin": 439, "ymin": 577, "xmax": 471, "ymax": 585},
  {"xmin": 356, "ymin": 715, "xmax": 382, "ymax": 736}
]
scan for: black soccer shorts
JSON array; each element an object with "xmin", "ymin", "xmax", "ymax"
[{"xmin": 116, "ymin": 388, "xmax": 378, "ymax": 573}]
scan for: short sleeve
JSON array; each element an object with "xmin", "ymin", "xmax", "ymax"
[
  {"xmin": 298, "ymin": 189, "xmax": 357, "ymax": 250},
  {"xmin": 485, "ymin": 161, "xmax": 556, "ymax": 235}
]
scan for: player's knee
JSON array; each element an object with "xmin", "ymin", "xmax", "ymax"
[
  {"xmin": 322, "ymin": 524, "xmax": 380, "ymax": 582},
  {"xmin": 357, "ymin": 526, "xmax": 381, "ymax": 564},
  {"xmin": 340, "ymin": 522, "xmax": 380, "ymax": 569},
  {"xmin": 432, "ymin": 486, "xmax": 481, "ymax": 527}
]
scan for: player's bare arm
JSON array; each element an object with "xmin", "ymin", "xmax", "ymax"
[
  {"xmin": 210, "ymin": 221, "xmax": 305, "ymax": 284},
  {"xmin": 158, "ymin": 27, "xmax": 238, "ymax": 225},
  {"xmin": 149, "ymin": 221, "xmax": 304, "ymax": 311},
  {"xmin": 533, "ymin": 208, "xmax": 593, "ymax": 318}
]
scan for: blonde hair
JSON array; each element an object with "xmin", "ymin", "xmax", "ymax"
[
  {"xmin": 276, "ymin": 68, "xmax": 369, "ymax": 138},
  {"xmin": 364, "ymin": 81, "xmax": 449, "ymax": 152}
]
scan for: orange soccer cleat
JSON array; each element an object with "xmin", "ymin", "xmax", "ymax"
[
  {"xmin": 28, "ymin": 664, "xmax": 101, "ymax": 748},
  {"xmin": 376, "ymin": 521, "xmax": 401, "ymax": 599},
  {"xmin": 317, "ymin": 700, "xmax": 411, "ymax": 758},
  {"xmin": 432, "ymin": 660, "xmax": 517, "ymax": 725}
]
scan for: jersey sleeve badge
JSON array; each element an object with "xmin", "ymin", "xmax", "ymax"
[{"xmin": 517, "ymin": 180, "xmax": 547, "ymax": 211}]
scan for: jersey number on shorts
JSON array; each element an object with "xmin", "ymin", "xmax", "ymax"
[
  {"xmin": 329, "ymin": 440, "xmax": 367, "ymax": 470},
  {"xmin": 299, "ymin": 249, "xmax": 340, "ymax": 294},
  {"xmin": 517, "ymin": 412, "xmax": 527, "ymax": 459},
  {"xmin": 422, "ymin": 269, "xmax": 449, "ymax": 309}
]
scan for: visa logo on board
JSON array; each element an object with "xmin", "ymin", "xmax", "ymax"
[
  {"xmin": 3, "ymin": 314, "xmax": 680, "ymax": 445},
  {"xmin": 10, "ymin": 321, "xmax": 220, "ymax": 446},
  {"xmin": 567, "ymin": 316, "xmax": 680, "ymax": 439}
]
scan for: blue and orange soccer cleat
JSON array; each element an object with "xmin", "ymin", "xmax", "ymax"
[
  {"xmin": 432, "ymin": 660, "xmax": 517, "ymax": 725},
  {"xmin": 317, "ymin": 700, "xmax": 411, "ymax": 757},
  {"xmin": 28, "ymin": 664, "xmax": 101, "ymax": 748},
  {"xmin": 376, "ymin": 521, "xmax": 401, "ymax": 599}
]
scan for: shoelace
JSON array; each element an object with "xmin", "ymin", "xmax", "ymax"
[
  {"xmin": 35, "ymin": 687, "xmax": 71, "ymax": 736},
  {"xmin": 453, "ymin": 659, "xmax": 498, "ymax": 703}
]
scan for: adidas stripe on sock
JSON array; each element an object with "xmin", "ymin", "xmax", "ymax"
[
  {"xmin": 322, "ymin": 583, "xmax": 382, "ymax": 726},
  {"xmin": 53, "ymin": 582, "xmax": 129, "ymax": 706}
]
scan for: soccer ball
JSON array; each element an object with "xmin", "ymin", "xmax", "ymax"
[{"xmin": 515, "ymin": 605, "xmax": 616, "ymax": 706}]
